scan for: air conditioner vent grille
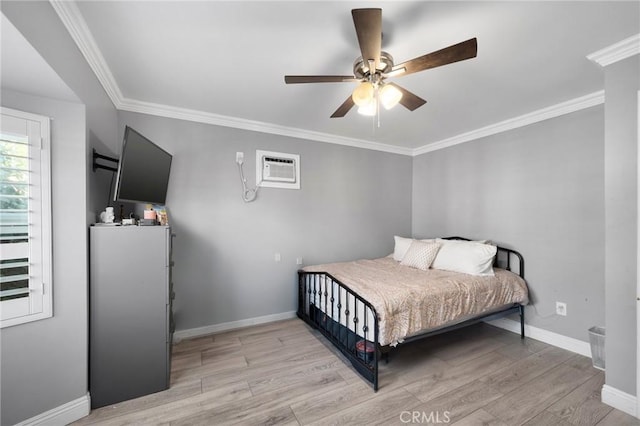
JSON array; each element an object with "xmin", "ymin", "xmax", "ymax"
[{"xmin": 256, "ymin": 150, "xmax": 300, "ymax": 190}]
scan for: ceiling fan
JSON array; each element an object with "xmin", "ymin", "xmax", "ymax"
[{"xmin": 284, "ymin": 8, "xmax": 477, "ymax": 118}]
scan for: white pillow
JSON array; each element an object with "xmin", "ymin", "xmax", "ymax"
[
  {"xmin": 393, "ymin": 236, "xmax": 414, "ymax": 261},
  {"xmin": 436, "ymin": 238, "xmax": 490, "ymax": 244},
  {"xmin": 400, "ymin": 241, "xmax": 441, "ymax": 271},
  {"xmin": 432, "ymin": 239, "xmax": 497, "ymax": 276}
]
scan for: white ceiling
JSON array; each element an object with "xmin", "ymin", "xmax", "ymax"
[{"xmin": 20, "ymin": 2, "xmax": 640, "ymax": 151}]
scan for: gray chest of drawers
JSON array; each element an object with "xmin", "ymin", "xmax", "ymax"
[{"xmin": 89, "ymin": 225, "xmax": 174, "ymax": 408}]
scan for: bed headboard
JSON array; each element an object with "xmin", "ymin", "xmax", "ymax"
[{"xmin": 442, "ymin": 236, "xmax": 525, "ymax": 279}]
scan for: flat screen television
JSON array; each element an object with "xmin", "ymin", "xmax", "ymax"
[{"xmin": 114, "ymin": 126, "xmax": 172, "ymax": 204}]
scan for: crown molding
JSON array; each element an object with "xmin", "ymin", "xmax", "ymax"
[
  {"xmin": 119, "ymin": 98, "xmax": 413, "ymax": 156},
  {"xmin": 587, "ymin": 34, "xmax": 640, "ymax": 67},
  {"xmin": 412, "ymin": 90, "xmax": 605, "ymax": 156},
  {"xmin": 48, "ymin": 0, "xmax": 412, "ymax": 156},
  {"xmin": 50, "ymin": 0, "xmax": 606, "ymax": 158},
  {"xmin": 49, "ymin": 0, "xmax": 124, "ymax": 108}
]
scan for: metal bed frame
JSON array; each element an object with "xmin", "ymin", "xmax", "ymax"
[{"xmin": 296, "ymin": 237, "xmax": 526, "ymax": 391}]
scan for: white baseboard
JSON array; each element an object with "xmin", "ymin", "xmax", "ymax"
[
  {"xmin": 486, "ymin": 318, "xmax": 591, "ymax": 357},
  {"xmin": 15, "ymin": 393, "xmax": 90, "ymax": 426},
  {"xmin": 173, "ymin": 311, "xmax": 297, "ymax": 342},
  {"xmin": 489, "ymin": 318, "xmax": 639, "ymax": 418},
  {"xmin": 602, "ymin": 385, "xmax": 637, "ymax": 417},
  {"xmin": 176, "ymin": 313, "xmax": 591, "ymax": 355}
]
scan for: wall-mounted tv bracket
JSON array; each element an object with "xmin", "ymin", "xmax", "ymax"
[{"xmin": 92, "ymin": 148, "xmax": 119, "ymax": 172}]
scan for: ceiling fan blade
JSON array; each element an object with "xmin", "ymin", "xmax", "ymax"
[
  {"xmin": 285, "ymin": 75, "xmax": 358, "ymax": 84},
  {"xmin": 352, "ymin": 8, "xmax": 382, "ymax": 72},
  {"xmin": 392, "ymin": 38, "xmax": 477, "ymax": 77},
  {"xmin": 330, "ymin": 96, "xmax": 355, "ymax": 118},
  {"xmin": 387, "ymin": 83, "xmax": 427, "ymax": 111}
]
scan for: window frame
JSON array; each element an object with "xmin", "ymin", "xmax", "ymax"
[{"xmin": 1, "ymin": 106, "xmax": 52, "ymax": 328}]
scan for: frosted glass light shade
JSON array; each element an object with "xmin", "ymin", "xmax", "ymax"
[
  {"xmin": 352, "ymin": 82, "xmax": 374, "ymax": 106},
  {"xmin": 379, "ymin": 84, "xmax": 403, "ymax": 110},
  {"xmin": 357, "ymin": 100, "xmax": 376, "ymax": 116}
]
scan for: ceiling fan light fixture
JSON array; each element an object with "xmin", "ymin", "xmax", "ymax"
[
  {"xmin": 352, "ymin": 81, "xmax": 375, "ymax": 106},
  {"xmin": 379, "ymin": 84, "xmax": 403, "ymax": 110},
  {"xmin": 357, "ymin": 99, "xmax": 377, "ymax": 116}
]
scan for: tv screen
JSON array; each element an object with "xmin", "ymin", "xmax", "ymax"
[{"xmin": 114, "ymin": 126, "xmax": 172, "ymax": 204}]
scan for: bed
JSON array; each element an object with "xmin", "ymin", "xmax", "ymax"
[{"xmin": 297, "ymin": 237, "xmax": 529, "ymax": 391}]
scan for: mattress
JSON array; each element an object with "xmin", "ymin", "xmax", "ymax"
[{"xmin": 302, "ymin": 256, "xmax": 529, "ymax": 346}]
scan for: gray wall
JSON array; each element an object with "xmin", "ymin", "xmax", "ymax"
[
  {"xmin": 0, "ymin": 90, "xmax": 88, "ymax": 426},
  {"xmin": 413, "ymin": 106, "xmax": 605, "ymax": 342},
  {"xmin": 118, "ymin": 111, "xmax": 413, "ymax": 330},
  {"xmin": 603, "ymin": 55, "xmax": 639, "ymax": 396},
  {"xmin": 1, "ymin": 0, "xmax": 119, "ymax": 221},
  {"xmin": 1, "ymin": 1, "xmax": 634, "ymax": 419},
  {"xmin": 1, "ymin": 2, "xmax": 118, "ymax": 424}
]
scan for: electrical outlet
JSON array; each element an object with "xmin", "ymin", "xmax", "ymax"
[
  {"xmin": 274, "ymin": 253, "xmax": 281, "ymax": 262},
  {"xmin": 236, "ymin": 152, "xmax": 244, "ymax": 164},
  {"xmin": 296, "ymin": 257, "xmax": 303, "ymax": 265},
  {"xmin": 556, "ymin": 301, "xmax": 567, "ymax": 316}
]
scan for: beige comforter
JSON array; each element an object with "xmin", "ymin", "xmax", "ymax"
[{"xmin": 303, "ymin": 257, "xmax": 529, "ymax": 346}]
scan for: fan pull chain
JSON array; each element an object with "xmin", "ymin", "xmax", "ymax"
[
  {"xmin": 376, "ymin": 87, "xmax": 381, "ymax": 128},
  {"xmin": 371, "ymin": 84, "xmax": 380, "ymax": 131}
]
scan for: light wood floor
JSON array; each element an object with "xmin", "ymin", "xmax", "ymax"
[{"xmin": 74, "ymin": 319, "xmax": 639, "ymax": 425}]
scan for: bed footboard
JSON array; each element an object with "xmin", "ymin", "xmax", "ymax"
[{"xmin": 297, "ymin": 271, "xmax": 380, "ymax": 391}]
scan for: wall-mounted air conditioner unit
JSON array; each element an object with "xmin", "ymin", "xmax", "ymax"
[{"xmin": 256, "ymin": 150, "xmax": 300, "ymax": 189}]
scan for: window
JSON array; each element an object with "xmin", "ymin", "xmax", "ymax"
[{"xmin": 1, "ymin": 107, "xmax": 52, "ymax": 328}]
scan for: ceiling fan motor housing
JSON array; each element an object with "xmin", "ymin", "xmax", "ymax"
[{"xmin": 353, "ymin": 51, "xmax": 395, "ymax": 80}]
